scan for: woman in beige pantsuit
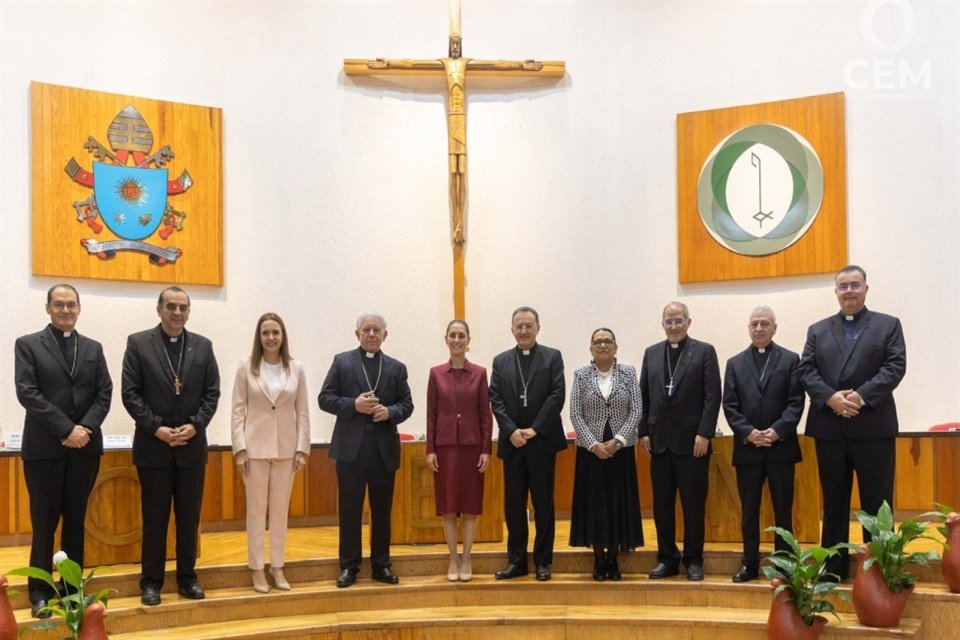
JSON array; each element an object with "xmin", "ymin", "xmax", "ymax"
[{"xmin": 231, "ymin": 313, "xmax": 310, "ymax": 592}]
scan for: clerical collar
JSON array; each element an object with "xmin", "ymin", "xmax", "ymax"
[
  {"xmin": 751, "ymin": 343, "xmax": 773, "ymax": 354},
  {"xmin": 48, "ymin": 324, "xmax": 74, "ymax": 339},
  {"xmin": 516, "ymin": 344, "xmax": 536, "ymax": 357},
  {"xmin": 365, "ymin": 350, "xmax": 377, "ymax": 359},
  {"xmin": 161, "ymin": 327, "xmax": 185, "ymax": 343},
  {"xmin": 668, "ymin": 337, "xmax": 688, "ymax": 350},
  {"xmin": 841, "ymin": 308, "xmax": 867, "ymax": 323}
]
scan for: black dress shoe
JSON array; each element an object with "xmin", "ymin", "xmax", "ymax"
[
  {"xmin": 592, "ymin": 559, "xmax": 606, "ymax": 581},
  {"xmin": 686, "ymin": 563, "xmax": 704, "ymax": 581},
  {"xmin": 178, "ymin": 583, "xmax": 205, "ymax": 599},
  {"xmin": 535, "ymin": 564, "xmax": 551, "ymax": 581},
  {"xmin": 606, "ymin": 557, "xmax": 622, "ymax": 581},
  {"xmin": 732, "ymin": 565, "xmax": 759, "ymax": 583},
  {"xmin": 495, "ymin": 563, "xmax": 528, "ymax": 580},
  {"xmin": 648, "ymin": 562, "xmax": 679, "ymax": 579},
  {"xmin": 141, "ymin": 586, "xmax": 161, "ymax": 606},
  {"xmin": 31, "ymin": 599, "xmax": 52, "ymax": 619},
  {"xmin": 336, "ymin": 569, "xmax": 357, "ymax": 588},
  {"xmin": 371, "ymin": 566, "xmax": 399, "ymax": 584}
]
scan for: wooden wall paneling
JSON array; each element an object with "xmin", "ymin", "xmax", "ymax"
[
  {"xmin": 676, "ymin": 93, "xmax": 846, "ymax": 283},
  {"xmin": 0, "ymin": 457, "xmax": 17, "ymax": 539},
  {"xmin": 304, "ymin": 450, "xmax": 338, "ymax": 518},
  {"xmin": 933, "ymin": 435, "xmax": 960, "ymax": 509},
  {"xmin": 895, "ymin": 436, "xmax": 935, "ymax": 511},
  {"xmin": 201, "ymin": 452, "xmax": 224, "ymax": 523},
  {"xmin": 554, "ymin": 444, "xmax": 576, "ymax": 514}
]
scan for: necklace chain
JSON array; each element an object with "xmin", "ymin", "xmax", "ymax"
[
  {"xmin": 362, "ymin": 352, "xmax": 383, "ymax": 394},
  {"xmin": 666, "ymin": 346, "xmax": 685, "ymax": 397},
  {"xmin": 162, "ymin": 335, "xmax": 185, "ymax": 395}
]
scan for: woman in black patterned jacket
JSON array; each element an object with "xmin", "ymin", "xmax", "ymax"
[{"xmin": 568, "ymin": 328, "xmax": 644, "ymax": 580}]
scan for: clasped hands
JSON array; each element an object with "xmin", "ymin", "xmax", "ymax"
[
  {"xmin": 509, "ymin": 427, "xmax": 537, "ymax": 448},
  {"xmin": 61, "ymin": 425, "xmax": 92, "ymax": 448},
  {"xmin": 827, "ymin": 389, "xmax": 864, "ymax": 419},
  {"xmin": 355, "ymin": 391, "xmax": 390, "ymax": 422},
  {"xmin": 746, "ymin": 428, "xmax": 781, "ymax": 448},
  {"xmin": 155, "ymin": 424, "xmax": 198, "ymax": 447}
]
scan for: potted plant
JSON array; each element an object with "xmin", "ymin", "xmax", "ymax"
[
  {"xmin": 6, "ymin": 551, "xmax": 111, "ymax": 640},
  {"xmin": 848, "ymin": 500, "xmax": 942, "ymax": 627},
  {"xmin": 923, "ymin": 503, "xmax": 960, "ymax": 593},
  {"xmin": 761, "ymin": 526, "xmax": 846, "ymax": 640}
]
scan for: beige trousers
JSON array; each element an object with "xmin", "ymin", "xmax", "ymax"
[{"xmin": 244, "ymin": 458, "xmax": 295, "ymax": 570}]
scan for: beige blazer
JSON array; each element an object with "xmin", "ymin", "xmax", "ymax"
[{"xmin": 231, "ymin": 358, "xmax": 311, "ymax": 460}]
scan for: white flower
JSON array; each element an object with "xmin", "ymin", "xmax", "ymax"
[{"xmin": 53, "ymin": 551, "xmax": 68, "ymax": 565}]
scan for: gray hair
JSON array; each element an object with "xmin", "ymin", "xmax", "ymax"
[
  {"xmin": 662, "ymin": 301, "xmax": 689, "ymax": 319},
  {"xmin": 750, "ymin": 305, "xmax": 777, "ymax": 324},
  {"xmin": 356, "ymin": 312, "xmax": 387, "ymax": 330}
]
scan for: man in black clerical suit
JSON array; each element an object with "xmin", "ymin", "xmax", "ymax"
[
  {"xmin": 122, "ymin": 286, "xmax": 220, "ymax": 606},
  {"xmin": 799, "ymin": 265, "xmax": 906, "ymax": 579},
  {"xmin": 14, "ymin": 284, "xmax": 112, "ymax": 618},
  {"xmin": 723, "ymin": 305, "xmax": 804, "ymax": 583},
  {"xmin": 319, "ymin": 313, "xmax": 414, "ymax": 588},
  {"xmin": 489, "ymin": 306, "xmax": 566, "ymax": 582},
  {"xmin": 639, "ymin": 301, "xmax": 721, "ymax": 581}
]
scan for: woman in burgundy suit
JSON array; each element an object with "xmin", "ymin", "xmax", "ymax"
[{"xmin": 426, "ymin": 320, "xmax": 493, "ymax": 582}]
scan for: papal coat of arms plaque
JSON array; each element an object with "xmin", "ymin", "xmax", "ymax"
[{"xmin": 31, "ymin": 82, "xmax": 223, "ymax": 285}]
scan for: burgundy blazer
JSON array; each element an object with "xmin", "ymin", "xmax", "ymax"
[{"xmin": 426, "ymin": 360, "xmax": 493, "ymax": 454}]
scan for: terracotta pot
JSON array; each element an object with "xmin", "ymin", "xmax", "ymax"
[
  {"xmin": 851, "ymin": 553, "xmax": 914, "ymax": 627},
  {"xmin": 766, "ymin": 579, "xmax": 826, "ymax": 640},
  {"xmin": 943, "ymin": 513, "xmax": 960, "ymax": 593},
  {"xmin": 0, "ymin": 577, "xmax": 17, "ymax": 640},
  {"xmin": 78, "ymin": 602, "xmax": 108, "ymax": 640}
]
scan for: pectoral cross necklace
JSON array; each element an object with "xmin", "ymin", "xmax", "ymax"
[
  {"xmin": 163, "ymin": 336, "xmax": 185, "ymax": 396},
  {"xmin": 666, "ymin": 345, "xmax": 684, "ymax": 397},
  {"xmin": 516, "ymin": 351, "xmax": 531, "ymax": 408}
]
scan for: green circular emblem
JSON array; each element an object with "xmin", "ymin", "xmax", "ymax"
[{"xmin": 697, "ymin": 124, "xmax": 823, "ymax": 256}]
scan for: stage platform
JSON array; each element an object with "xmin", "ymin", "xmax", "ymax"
[{"xmin": 3, "ymin": 521, "xmax": 957, "ymax": 639}]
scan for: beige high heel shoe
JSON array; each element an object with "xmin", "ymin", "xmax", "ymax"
[
  {"xmin": 270, "ymin": 568, "xmax": 291, "ymax": 590},
  {"xmin": 447, "ymin": 555, "xmax": 460, "ymax": 582},
  {"xmin": 252, "ymin": 569, "xmax": 269, "ymax": 593},
  {"xmin": 459, "ymin": 555, "xmax": 473, "ymax": 582}
]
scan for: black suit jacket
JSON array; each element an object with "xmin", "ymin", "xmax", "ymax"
[
  {"xmin": 638, "ymin": 337, "xmax": 721, "ymax": 455},
  {"xmin": 14, "ymin": 327, "xmax": 112, "ymax": 460},
  {"xmin": 318, "ymin": 348, "xmax": 414, "ymax": 471},
  {"xmin": 489, "ymin": 343, "xmax": 567, "ymax": 459},
  {"xmin": 122, "ymin": 325, "xmax": 221, "ymax": 468},
  {"xmin": 723, "ymin": 342, "xmax": 804, "ymax": 466},
  {"xmin": 798, "ymin": 309, "xmax": 906, "ymax": 440}
]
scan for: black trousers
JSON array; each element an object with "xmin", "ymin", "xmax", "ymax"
[
  {"xmin": 336, "ymin": 432, "xmax": 395, "ymax": 572},
  {"xmin": 502, "ymin": 446, "xmax": 557, "ymax": 567},
  {"xmin": 137, "ymin": 464, "xmax": 205, "ymax": 590},
  {"xmin": 23, "ymin": 454, "xmax": 100, "ymax": 602},
  {"xmin": 815, "ymin": 436, "xmax": 895, "ymax": 579},
  {"xmin": 736, "ymin": 461, "xmax": 796, "ymax": 568},
  {"xmin": 650, "ymin": 450, "xmax": 710, "ymax": 567}
]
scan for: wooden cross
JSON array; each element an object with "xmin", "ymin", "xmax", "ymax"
[{"xmin": 344, "ymin": 1, "xmax": 565, "ymax": 321}]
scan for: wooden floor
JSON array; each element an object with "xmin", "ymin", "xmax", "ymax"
[{"xmin": 2, "ymin": 521, "xmax": 955, "ymax": 640}]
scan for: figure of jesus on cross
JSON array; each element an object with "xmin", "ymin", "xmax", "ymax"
[{"xmin": 344, "ymin": 1, "xmax": 565, "ymax": 319}]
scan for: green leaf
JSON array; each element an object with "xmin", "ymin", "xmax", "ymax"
[
  {"xmin": 5, "ymin": 567, "xmax": 59, "ymax": 594},
  {"xmin": 56, "ymin": 558, "xmax": 83, "ymax": 590}
]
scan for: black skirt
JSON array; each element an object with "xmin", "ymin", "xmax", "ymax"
[{"xmin": 569, "ymin": 424, "xmax": 644, "ymax": 552}]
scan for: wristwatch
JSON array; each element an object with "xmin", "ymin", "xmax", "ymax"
[{"xmin": 615, "ymin": 440, "xmax": 623, "ymax": 451}]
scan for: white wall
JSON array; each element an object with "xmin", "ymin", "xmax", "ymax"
[{"xmin": 1, "ymin": 0, "xmax": 957, "ymax": 447}]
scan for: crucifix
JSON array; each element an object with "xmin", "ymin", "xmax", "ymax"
[{"xmin": 344, "ymin": 1, "xmax": 565, "ymax": 320}]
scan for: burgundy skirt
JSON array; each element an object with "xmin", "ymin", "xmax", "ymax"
[{"xmin": 434, "ymin": 444, "xmax": 485, "ymax": 515}]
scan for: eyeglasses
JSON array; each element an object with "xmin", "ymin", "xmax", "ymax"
[
  {"xmin": 49, "ymin": 302, "xmax": 78, "ymax": 311},
  {"xmin": 592, "ymin": 339, "xmax": 616, "ymax": 346},
  {"xmin": 836, "ymin": 282, "xmax": 864, "ymax": 292},
  {"xmin": 662, "ymin": 319, "xmax": 687, "ymax": 327}
]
